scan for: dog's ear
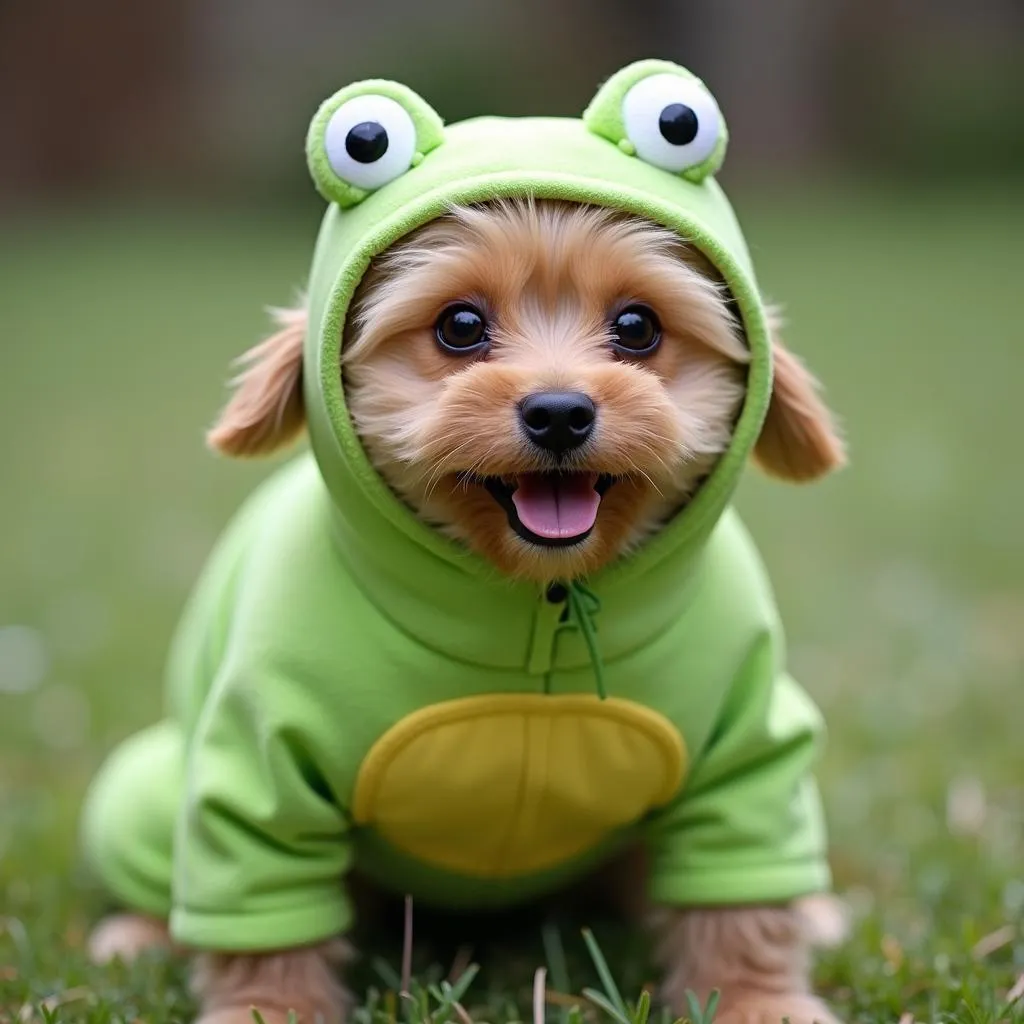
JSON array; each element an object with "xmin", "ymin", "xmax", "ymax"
[
  {"xmin": 207, "ymin": 305, "xmax": 307, "ymax": 458},
  {"xmin": 753, "ymin": 310, "xmax": 846, "ymax": 482}
]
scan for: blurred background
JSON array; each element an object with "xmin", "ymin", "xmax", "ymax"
[
  {"xmin": 1, "ymin": 0, "xmax": 1023, "ymax": 1002},
  {"xmin": 3, "ymin": 0, "xmax": 1024, "ymax": 199}
]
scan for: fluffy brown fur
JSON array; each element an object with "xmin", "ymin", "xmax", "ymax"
[
  {"xmin": 754, "ymin": 307, "xmax": 846, "ymax": 484},
  {"xmin": 654, "ymin": 905, "xmax": 840, "ymax": 1024},
  {"xmin": 208, "ymin": 200, "xmax": 843, "ymax": 581},
  {"xmin": 343, "ymin": 201, "xmax": 748, "ymax": 581},
  {"xmin": 206, "ymin": 304, "xmax": 306, "ymax": 458},
  {"xmin": 92, "ymin": 200, "xmax": 847, "ymax": 1022},
  {"xmin": 190, "ymin": 938, "xmax": 353, "ymax": 1024},
  {"xmin": 88, "ymin": 913, "xmax": 174, "ymax": 964}
]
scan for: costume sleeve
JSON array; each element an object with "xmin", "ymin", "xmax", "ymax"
[
  {"xmin": 169, "ymin": 661, "xmax": 353, "ymax": 952},
  {"xmin": 646, "ymin": 628, "xmax": 830, "ymax": 907}
]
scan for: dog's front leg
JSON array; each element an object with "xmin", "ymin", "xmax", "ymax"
[
  {"xmin": 192, "ymin": 937, "xmax": 352, "ymax": 1024},
  {"xmin": 653, "ymin": 905, "xmax": 839, "ymax": 1024}
]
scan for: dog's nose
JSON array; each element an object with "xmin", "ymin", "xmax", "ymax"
[{"xmin": 519, "ymin": 391, "xmax": 596, "ymax": 454}]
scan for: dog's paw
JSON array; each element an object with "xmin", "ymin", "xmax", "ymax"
[
  {"xmin": 196, "ymin": 1011, "xmax": 271, "ymax": 1024},
  {"xmin": 714, "ymin": 993, "xmax": 840, "ymax": 1024},
  {"xmin": 197, "ymin": 1008, "xmax": 320, "ymax": 1024},
  {"xmin": 88, "ymin": 913, "xmax": 173, "ymax": 964},
  {"xmin": 793, "ymin": 893, "xmax": 850, "ymax": 950}
]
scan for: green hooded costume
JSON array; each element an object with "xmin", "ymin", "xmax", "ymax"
[{"xmin": 82, "ymin": 60, "xmax": 830, "ymax": 953}]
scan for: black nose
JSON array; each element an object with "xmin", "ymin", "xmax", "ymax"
[{"xmin": 519, "ymin": 391, "xmax": 596, "ymax": 454}]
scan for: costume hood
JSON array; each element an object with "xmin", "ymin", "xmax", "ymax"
[{"xmin": 300, "ymin": 59, "xmax": 773, "ymax": 683}]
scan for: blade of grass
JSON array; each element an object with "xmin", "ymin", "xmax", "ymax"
[
  {"xmin": 373, "ymin": 957, "xmax": 403, "ymax": 991},
  {"xmin": 448, "ymin": 945, "xmax": 475, "ymax": 985},
  {"xmin": 431, "ymin": 972, "xmax": 478, "ymax": 1024},
  {"xmin": 535, "ymin": 967, "xmax": 548, "ymax": 1024},
  {"xmin": 543, "ymin": 923, "xmax": 573, "ymax": 1024},
  {"xmin": 682, "ymin": 989, "xmax": 720, "ymax": 1024},
  {"xmin": 582, "ymin": 988, "xmax": 632, "ymax": 1024},
  {"xmin": 402, "ymin": 895, "xmax": 414, "ymax": 997},
  {"xmin": 633, "ymin": 989, "xmax": 652, "ymax": 1024},
  {"xmin": 448, "ymin": 963, "xmax": 479, "ymax": 1004},
  {"xmin": 704, "ymin": 990, "xmax": 720, "ymax": 1024},
  {"xmin": 581, "ymin": 929, "xmax": 629, "ymax": 1022},
  {"xmin": 685, "ymin": 990, "xmax": 703, "ymax": 1024}
]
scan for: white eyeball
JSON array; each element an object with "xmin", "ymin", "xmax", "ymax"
[
  {"xmin": 323, "ymin": 94, "xmax": 418, "ymax": 191},
  {"xmin": 621, "ymin": 74, "xmax": 723, "ymax": 174}
]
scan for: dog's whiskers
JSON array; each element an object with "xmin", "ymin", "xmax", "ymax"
[
  {"xmin": 452, "ymin": 443, "xmax": 507, "ymax": 497},
  {"xmin": 632, "ymin": 466, "xmax": 665, "ymax": 497},
  {"xmin": 422, "ymin": 437, "xmax": 503, "ymax": 500},
  {"xmin": 408, "ymin": 432, "xmax": 482, "ymax": 492}
]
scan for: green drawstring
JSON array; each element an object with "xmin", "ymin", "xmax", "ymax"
[{"xmin": 563, "ymin": 581, "xmax": 606, "ymax": 699}]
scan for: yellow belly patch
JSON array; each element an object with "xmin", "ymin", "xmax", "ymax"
[{"xmin": 352, "ymin": 694, "xmax": 686, "ymax": 878}]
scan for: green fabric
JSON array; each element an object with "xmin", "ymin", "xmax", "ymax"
[{"xmin": 81, "ymin": 60, "xmax": 831, "ymax": 953}]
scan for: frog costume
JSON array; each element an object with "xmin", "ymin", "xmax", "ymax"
[{"xmin": 82, "ymin": 60, "xmax": 831, "ymax": 952}]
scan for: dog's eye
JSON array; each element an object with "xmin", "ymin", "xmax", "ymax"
[
  {"xmin": 323, "ymin": 94, "xmax": 418, "ymax": 191},
  {"xmin": 436, "ymin": 304, "xmax": 488, "ymax": 354},
  {"xmin": 622, "ymin": 74, "xmax": 723, "ymax": 174},
  {"xmin": 611, "ymin": 306, "xmax": 661, "ymax": 356}
]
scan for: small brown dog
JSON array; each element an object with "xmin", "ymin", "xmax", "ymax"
[{"xmin": 90, "ymin": 199, "xmax": 846, "ymax": 1024}]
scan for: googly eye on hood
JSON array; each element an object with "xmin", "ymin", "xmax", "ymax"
[
  {"xmin": 307, "ymin": 80, "xmax": 445, "ymax": 208},
  {"xmin": 620, "ymin": 74, "xmax": 724, "ymax": 176},
  {"xmin": 584, "ymin": 59, "xmax": 728, "ymax": 182},
  {"xmin": 323, "ymin": 95, "xmax": 419, "ymax": 191}
]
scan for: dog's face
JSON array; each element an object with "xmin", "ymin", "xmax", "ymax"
[
  {"xmin": 343, "ymin": 201, "xmax": 748, "ymax": 581},
  {"xmin": 208, "ymin": 201, "xmax": 845, "ymax": 583}
]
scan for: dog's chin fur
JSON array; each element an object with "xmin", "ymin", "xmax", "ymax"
[{"xmin": 343, "ymin": 199, "xmax": 750, "ymax": 582}]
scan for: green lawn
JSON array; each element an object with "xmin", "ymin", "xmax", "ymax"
[{"xmin": 1, "ymin": 186, "xmax": 1022, "ymax": 1022}]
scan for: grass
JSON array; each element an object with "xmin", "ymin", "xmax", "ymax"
[{"xmin": 1, "ymin": 183, "xmax": 1023, "ymax": 1021}]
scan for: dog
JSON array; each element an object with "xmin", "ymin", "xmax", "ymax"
[{"xmin": 82, "ymin": 62, "xmax": 847, "ymax": 1024}]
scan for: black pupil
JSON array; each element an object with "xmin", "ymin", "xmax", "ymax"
[
  {"xmin": 658, "ymin": 103, "xmax": 699, "ymax": 146},
  {"xmin": 345, "ymin": 121, "xmax": 389, "ymax": 164},
  {"xmin": 614, "ymin": 309, "xmax": 656, "ymax": 350},
  {"xmin": 439, "ymin": 307, "xmax": 485, "ymax": 349}
]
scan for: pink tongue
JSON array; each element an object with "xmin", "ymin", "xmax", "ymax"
[{"xmin": 511, "ymin": 472, "xmax": 601, "ymax": 540}]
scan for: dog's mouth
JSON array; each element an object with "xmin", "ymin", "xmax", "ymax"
[{"xmin": 477, "ymin": 472, "xmax": 617, "ymax": 547}]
